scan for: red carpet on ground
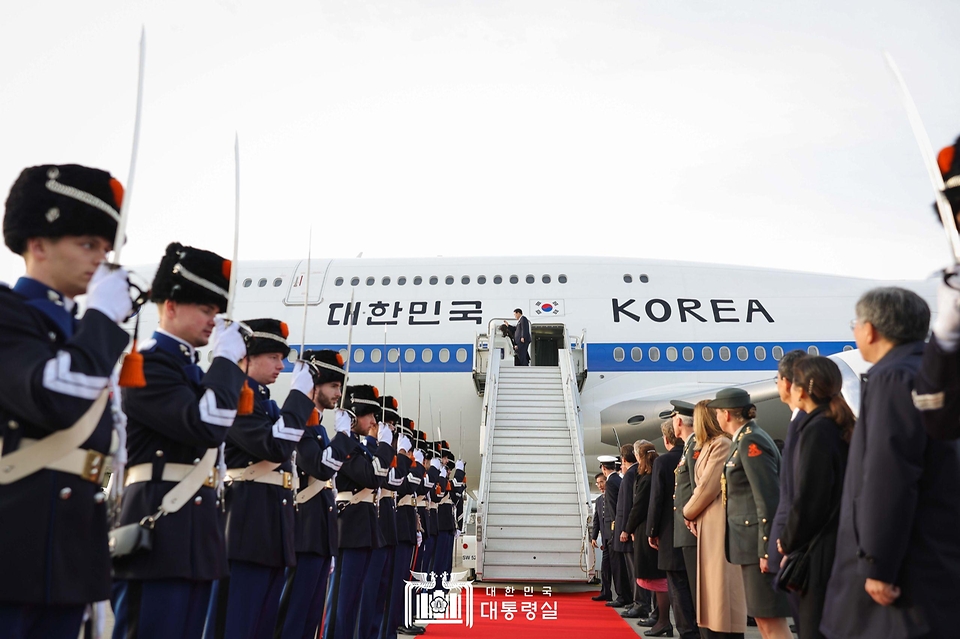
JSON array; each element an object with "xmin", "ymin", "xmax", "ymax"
[{"xmin": 417, "ymin": 589, "xmax": 638, "ymax": 638}]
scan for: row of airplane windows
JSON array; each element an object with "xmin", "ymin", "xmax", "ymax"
[
  {"xmin": 292, "ymin": 346, "xmax": 472, "ymax": 365},
  {"xmin": 334, "ymin": 274, "xmax": 570, "ymax": 287},
  {"xmin": 611, "ymin": 343, "xmax": 855, "ymax": 364}
]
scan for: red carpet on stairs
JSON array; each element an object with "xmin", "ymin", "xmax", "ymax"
[{"xmin": 417, "ymin": 589, "xmax": 639, "ymax": 638}]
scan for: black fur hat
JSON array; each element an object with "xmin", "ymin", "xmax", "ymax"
[
  {"xmin": 379, "ymin": 395, "xmax": 400, "ymax": 423},
  {"xmin": 937, "ymin": 137, "xmax": 960, "ymax": 224},
  {"xmin": 303, "ymin": 349, "xmax": 345, "ymax": 385},
  {"xmin": 150, "ymin": 242, "xmax": 230, "ymax": 311},
  {"xmin": 4, "ymin": 164, "xmax": 123, "ymax": 254},
  {"xmin": 398, "ymin": 418, "xmax": 416, "ymax": 439},
  {"xmin": 415, "ymin": 431, "xmax": 431, "ymax": 456},
  {"xmin": 344, "ymin": 384, "xmax": 380, "ymax": 417},
  {"xmin": 242, "ymin": 318, "xmax": 290, "ymax": 357},
  {"xmin": 438, "ymin": 440, "xmax": 453, "ymax": 459}
]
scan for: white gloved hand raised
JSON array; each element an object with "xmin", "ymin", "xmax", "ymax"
[
  {"xmin": 335, "ymin": 409, "xmax": 355, "ymax": 434},
  {"xmin": 377, "ymin": 422, "xmax": 394, "ymax": 445},
  {"xmin": 398, "ymin": 435, "xmax": 412, "ymax": 453},
  {"xmin": 440, "ymin": 467, "xmax": 448, "ymax": 479},
  {"xmin": 290, "ymin": 361, "xmax": 315, "ymax": 396},
  {"xmin": 86, "ymin": 263, "xmax": 133, "ymax": 323},
  {"xmin": 210, "ymin": 316, "xmax": 247, "ymax": 362},
  {"xmin": 413, "ymin": 450, "xmax": 424, "ymax": 464},
  {"xmin": 455, "ymin": 460, "xmax": 465, "ymax": 471},
  {"xmin": 933, "ymin": 267, "xmax": 960, "ymax": 352}
]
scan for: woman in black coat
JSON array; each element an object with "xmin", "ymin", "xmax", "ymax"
[
  {"xmin": 777, "ymin": 357, "xmax": 852, "ymax": 639},
  {"xmin": 627, "ymin": 441, "xmax": 670, "ymax": 636}
]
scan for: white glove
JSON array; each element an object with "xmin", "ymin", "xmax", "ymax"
[
  {"xmin": 86, "ymin": 263, "xmax": 133, "ymax": 323},
  {"xmin": 210, "ymin": 316, "xmax": 247, "ymax": 362},
  {"xmin": 933, "ymin": 267, "xmax": 960, "ymax": 352},
  {"xmin": 430, "ymin": 458, "xmax": 441, "ymax": 470},
  {"xmin": 440, "ymin": 467, "xmax": 448, "ymax": 479},
  {"xmin": 454, "ymin": 530, "xmax": 461, "ymax": 539},
  {"xmin": 413, "ymin": 450, "xmax": 424, "ymax": 464},
  {"xmin": 416, "ymin": 531, "xmax": 423, "ymax": 547},
  {"xmin": 455, "ymin": 460, "xmax": 464, "ymax": 471},
  {"xmin": 290, "ymin": 361, "xmax": 315, "ymax": 396},
  {"xmin": 335, "ymin": 409, "xmax": 355, "ymax": 434},
  {"xmin": 377, "ymin": 422, "xmax": 394, "ymax": 445},
  {"xmin": 398, "ymin": 435, "xmax": 412, "ymax": 453}
]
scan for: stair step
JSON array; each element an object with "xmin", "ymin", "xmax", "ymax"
[
  {"xmin": 493, "ymin": 430, "xmax": 570, "ymax": 440},
  {"xmin": 492, "ymin": 442, "xmax": 570, "ymax": 452},
  {"xmin": 485, "ymin": 492, "xmax": 577, "ymax": 504},
  {"xmin": 480, "ymin": 564, "xmax": 588, "ymax": 582},
  {"xmin": 486, "ymin": 514, "xmax": 582, "ymax": 527},
  {"xmin": 488, "ymin": 481, "xmax": 577, "ymax": 493},
  {"xmin": 483, "ymin": 525, "xmax": 582, "ymax": 540},
  {"xmin": 482, "ymin": 551, "xmax": 583, "ymax": 567},
  {"xmin": 492, "ymin": 453, "xmax": 573, "ymax": 465},
  {"xmin": 490, "ymin": 463, "xmax": 579, "ymax": 474},
  {"xmin": 487, "ymin": 502, "xmax": 581, "ymax": 516},
  {"xmin": 484, "ymin": 538, "xmax": 584, "ymax": 552},
  {"xmin": 494, "ymin": 424, "xmax": 569, "ymax": 431}
]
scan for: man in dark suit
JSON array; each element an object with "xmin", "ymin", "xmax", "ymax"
[
  {"xmin": 822, "ymin": 288, "xmax": 960, "ymax": 639},
  {"xmin": 648, "ymin": 421, "xmax": 697, "ymax": 639},
  {"xmin": 509, "ymin": 309, "xmax": 531, "ymax": 366},
  {"xmin": 615, "ymin": 444, "xmax": 640, "ymax": 618},
  {"xmin": 600, "ymin": 455, "xmax": 628, "ymax": 608},
  {"xmin": 591, "ymin": 472, "xmax": 612, "ymax": 601}
]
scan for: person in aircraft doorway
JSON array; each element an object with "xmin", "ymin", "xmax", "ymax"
[{"xmin": 502, "ymin": 308, "xmax": 531, "ymax": 366}]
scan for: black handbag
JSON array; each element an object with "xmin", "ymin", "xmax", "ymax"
[{"xmin": 776, "ymin": 505, "xmax": 839, "ymax": 594}]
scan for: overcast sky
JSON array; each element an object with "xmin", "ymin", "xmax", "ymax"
[{"xmin": 1, "ymin": 0, "xmax": 957, "ymax": 285}]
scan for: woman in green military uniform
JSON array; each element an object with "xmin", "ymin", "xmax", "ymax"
[{"xmin": 710, "ymin": 389, "xmax": 793, "ymax": 639}]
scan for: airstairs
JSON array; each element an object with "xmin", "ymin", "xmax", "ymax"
[{"xmin": 475, "ymin": 344, "xmax": 594, "ymax": 582}]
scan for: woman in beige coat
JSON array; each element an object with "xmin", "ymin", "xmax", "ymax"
[{"xmin": 682, "ymin": 400, "xmax": 747, "ymax": 638}]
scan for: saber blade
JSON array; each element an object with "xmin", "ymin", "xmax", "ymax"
[
  {"xmin": 299, "ymin": 227, "xmax": 313, "ymax": 358},
  {"xmin": 226, "ymin": 133, "xmax": 240, "ymax": 318},
  {"xmin": 113, "ymin": 27, "xmax": 146, "ymax": 265},
  {"xmin": 339, "ymin": 288, "xmax": 357, "ymax": 408}
]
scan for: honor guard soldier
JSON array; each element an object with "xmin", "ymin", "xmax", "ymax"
[
  {"xmin": 600, "ymin": 454, "xmax": 628, "ymax": 608},
  {"xmin": 0, "ymin": 165, "xmax": 132, "ymax": 638},
  {"xmin": 276, "ymin": 349, "xmax": 344, "ymax": 639},
  {"xmin": 710, "ymin": 388, "xmax": 792, "ymax": 635},
  {"xmin": 322, "ymin": 385, "xmax": 396, "ymax": 639},
  {"xmin": 391, "ymin": 419, "xmax": 423, "ymax": 638},
  {"xmin": 434, "ymin": 440, "xmax": 458, "ymax": 585},
  {"xmin": 204, "ymin": 320, "xmax": 316, "ymax": 639},
  {"xmin": 667, "ymin": 400, "xmax": 700, "ymax": 627},
  {"xmin": 112, "ymin": 243, "xmax": 248, "ymax": 639},
  {"xmin": 357, "ymin": 395, "xmax": 404, "ymax": 639},
  {"xmin": 421, "ymin": 441, "xmax": 443, "ymax": 575},
  {"xmin": 411, "ymin": 431, "xmax": 432, "ymax": 574}
]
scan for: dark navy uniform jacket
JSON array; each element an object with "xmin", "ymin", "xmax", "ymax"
[
  {"xmin": 418, "ymin": 462, "xmax": 434, "ymax": 538},
  {"xmin": 293, "ymin": 421, "xmax": 339, "ymax": 557},
  {"xmin": 0, "ymin": 279, "xmax": 128, "ymax": 604},
  {"xmin": 425, "ymin": 463, "xmax": 443, "ymax": 536},
  {"xmin": 223, "ymin": 378, "xmax": 313, "ymax": 568},
  {"xmin": 603, "ymin": 471, "xmax": 621, "ymax": 544},
  {"xmin": 115, "ymin": 331, "xmax": 245, "ymax": 581},
  {"xmin": 915, "ymin": 335, "xmax": 960, "ymax": 440},
  {"xmin": 409, "ymin": 460, "xmax": 427, "ymax": 538},
  {"xmin": 613, "ymin": 465, "xmax": 636, "ymax": 554},
  {"xmin": 330, "ymin": 431, "xmax": 394, "ymax": 550},
  {"xmin": 445, "ymin": 467, "xmax": 466, "ymax": 533},
  {"xmin": 438, "ymin": 469, "xmax": 459, "ymax": 533},
  {"xmin": 646, "ymin": 447, "xmax": 684, "ymax": 571},
  {"xmin": 395, "ymin": 455, "xmax": 418, "ymax": 544},
  {"xmin": 592, "ymin": 491, "xmax": 605, "ymax": 543},
  {"xmin": 821, "ymin": 342, "xmax": 960, "ymax": 639},
  {"xmin": 377, "ymin": 451, "xmax": 406, "ymax": 548}
]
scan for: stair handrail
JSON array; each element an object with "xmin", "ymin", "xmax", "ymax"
[
  {"xmin": 475, "ymin": 346, "xmax": 501, "ymax": 579},
  {"xmin": 558, "ymin": 347, "xmax": 595, "ymax": 579}
]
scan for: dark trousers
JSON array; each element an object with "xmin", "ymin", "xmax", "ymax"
[
  {"xmin": 358, "ymin": 545, "xmax": 393, "ymax": 639},
  {"xmin": 112, "ymin": 578, "xmax": 212, "ymax": 639},
  {"xmin": 322, "ymin": 548, "xmax": 371, "ymax": 639},
  {"xmin": 680, "ymin": 545, "xmax": 698, "ymax": 612},
  {"xmin": 611, "ymin": 550, "xmax": 632, "ymax": 604},
  {"xmin": 516, "ymin": 342, "xmax": 530, "ymax": 366},
  {"xmin": 414, "ymin": 535, "xmax": 435, "ymax": 574},
  {"xmin": 0, "ymin": 603, "xmax": 84, "ymax": 639},
  {"xmin": 276, "ymin": 554, "xmax": 332, "ymax": 639},
  {"xmin": 432, "ymin": 530, "xmax": 455, "ymax": 586},
  {"xmin": 204, "ymin": 561, "xmax": 285, "ymax": 639},
  {"xmin": 599, "ymin": 545, "xmax": 612, "ymax": 598},
  {"xmin": 699, "ymin": 631, "xmax": 744, "ymax": 639},
  {"xmin": 384, "ymin": 543, "xmax": 415, "ymax": 638},
  {"xmin": 667, "ymin": 569, "xmax": 699, "ymax": 639},
  {"xmin": 623, "ymin": 549, "xmax": 638, "ymax": 605}
]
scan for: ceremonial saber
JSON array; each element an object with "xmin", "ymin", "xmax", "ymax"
[
  {"xmin": 339, "ymin": 288, "xmax": 357, "ymax": 409},
  {"xmin": 382, "ymin": 326, "xmax": 388, "ymax": 423},
  {"xmin": 112, "ymin": 27, "xmax": 145, "ymax": 266},
  {"xmin": 226, "ymin": 133, "xmax": 241, "ymax": 319},
  {"xmin": 299, "ymin": 227, "xmax": 313, "ymax": 360},
  {"xmin": 884, "ymin": 51, "xmax": 960, "ymax": 263}
]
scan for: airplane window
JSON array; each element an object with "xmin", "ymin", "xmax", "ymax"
[
  {"xmin": 478, "ymin": 275, "xmax": 486, "ymax": 285},
  {"xmin": 623, "ymin": 274, "xmax": 633, "ymax": 283},
  {"xmin": 404, "ymin": 348, "xmax": 416, "ymax": 363},
  {"xmin": 429, "ymin": 276, "xmax": 438, "ymax": 285},
  {"xmin": 772, "ymin": 346, "xmax": 784, "ymax": 360},
  {"xmin": 737, "ymin": 346, "xmax": 748, "ymax": 361},
  {"xmin": 422, "ymin": 348, "xmax": 433, "ymax": 363},
  {"xmin": 243, "ymin": 278, "xmax": 252, "ymax": 287},
  {"xmin": 258, "ymin": 278, "xmax": 267, "ymax": 287},
  {"xmin": 461, "ymin": 276, "xmax": 470, "ymax": 285},
  {"xmin": 398, "ymin": 277, "xmax": 406, "ymax": 286},
  {"xmin": 639, "ymin": 274, "xmax": 649, "ymax": 283},
  {"xmin": 842, "ymin": 344, "xmax": 853, "ymax": 352},
  {"xmin": 354, "ymin": 348, "xmax": 365, "ymax": 363},
  {"xmin": 350, "ymin": 277, "xmax": 359, "ymax": 286},
  {"xmin": 273, "ymin": 278, "xmax": 282, "ymax": 287},
  {"xmin": 334, "ymin": 277, "xmax": 343, "ymax": 286},
  {"xmin": 631, "ymin": 347, "xmax": 642, "ymax": 362},
  {"xmin": 755, "ymin": 346, "xmax": 766, "ymax": 361},
  {"xmin": 439, "ymin": 348, "xmax": 450, "ymax": 363},
  {"xmin": 382, "ymin": 277, "xmax": 391, "ymax": 286},
  {"xmin": 542, "ymin": 275, "xmax": 551, "ymax": 284},
  {"xmin": 370, "ymin": 348, "xmax": 382, "ymax": 364},
  {"xmin": 287, "ymin": 348, "xmax": 298, "ymax": 363},
  {"xmin": 387, "ymin": 348, "xmax": 400, "ymax": 363},
  {"xmin": 613, "ymin": 347, "xmax": 625, "ymax": 362},
  {"xmin": 807, "ymin": 345, "xmax": 820, "ymax": 355},
  {"xmin": 702, "ymin": 346, "xmax": 714, "ymax": 361},
  {"xmin": 558, "ymin": 274, "xmax": 568, "ymax": 283},
  {"xmin": 666, "ymin": 347, "xmax": 678, "ymax": 362},
  {"xmin": 456, "ymin": 348, "xmax": 468, "ymax": 363},
  {"xmin": 648, "ymin": 347, "xmax": 661, "ymax": 362},
  {"xmin": 494, "ymin": 275, "xmax": 502, "ymax": 284},
  {"xmin": 339, "ymin": 348, "xmax": 348, "ymax": 361},
  {"xmin": 414, "ymin": 276, "xmax": 422, "ymax": 285},
  {"xmin": 719, "ymin": 346, "xmax": 731, "ymax": 361},
  {"xmin": 366, "ymin": 277, "xmax": 375, "ymax": 286},
  {"xmin": 510, "ymin": 275, "xmax": 519, "ymax": 284},
  {"xmin": 445, "ymin": 276, "xmax": 454, "ymax": 285},
  {"xmin": 525, "ymin": 275, "xmax": 534, "ymax": 284},
  {"xmin": 682, "ymin": 347, "xmax": 694, "ymax": 362}
]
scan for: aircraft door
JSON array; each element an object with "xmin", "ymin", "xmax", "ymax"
[
  {"xmin": 283, "ymin": 259, "xmax": 330, "ymax": 306},
  {"xmin": 530, "ymin": 323, "xmax": 565, "ymax": 367}
]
